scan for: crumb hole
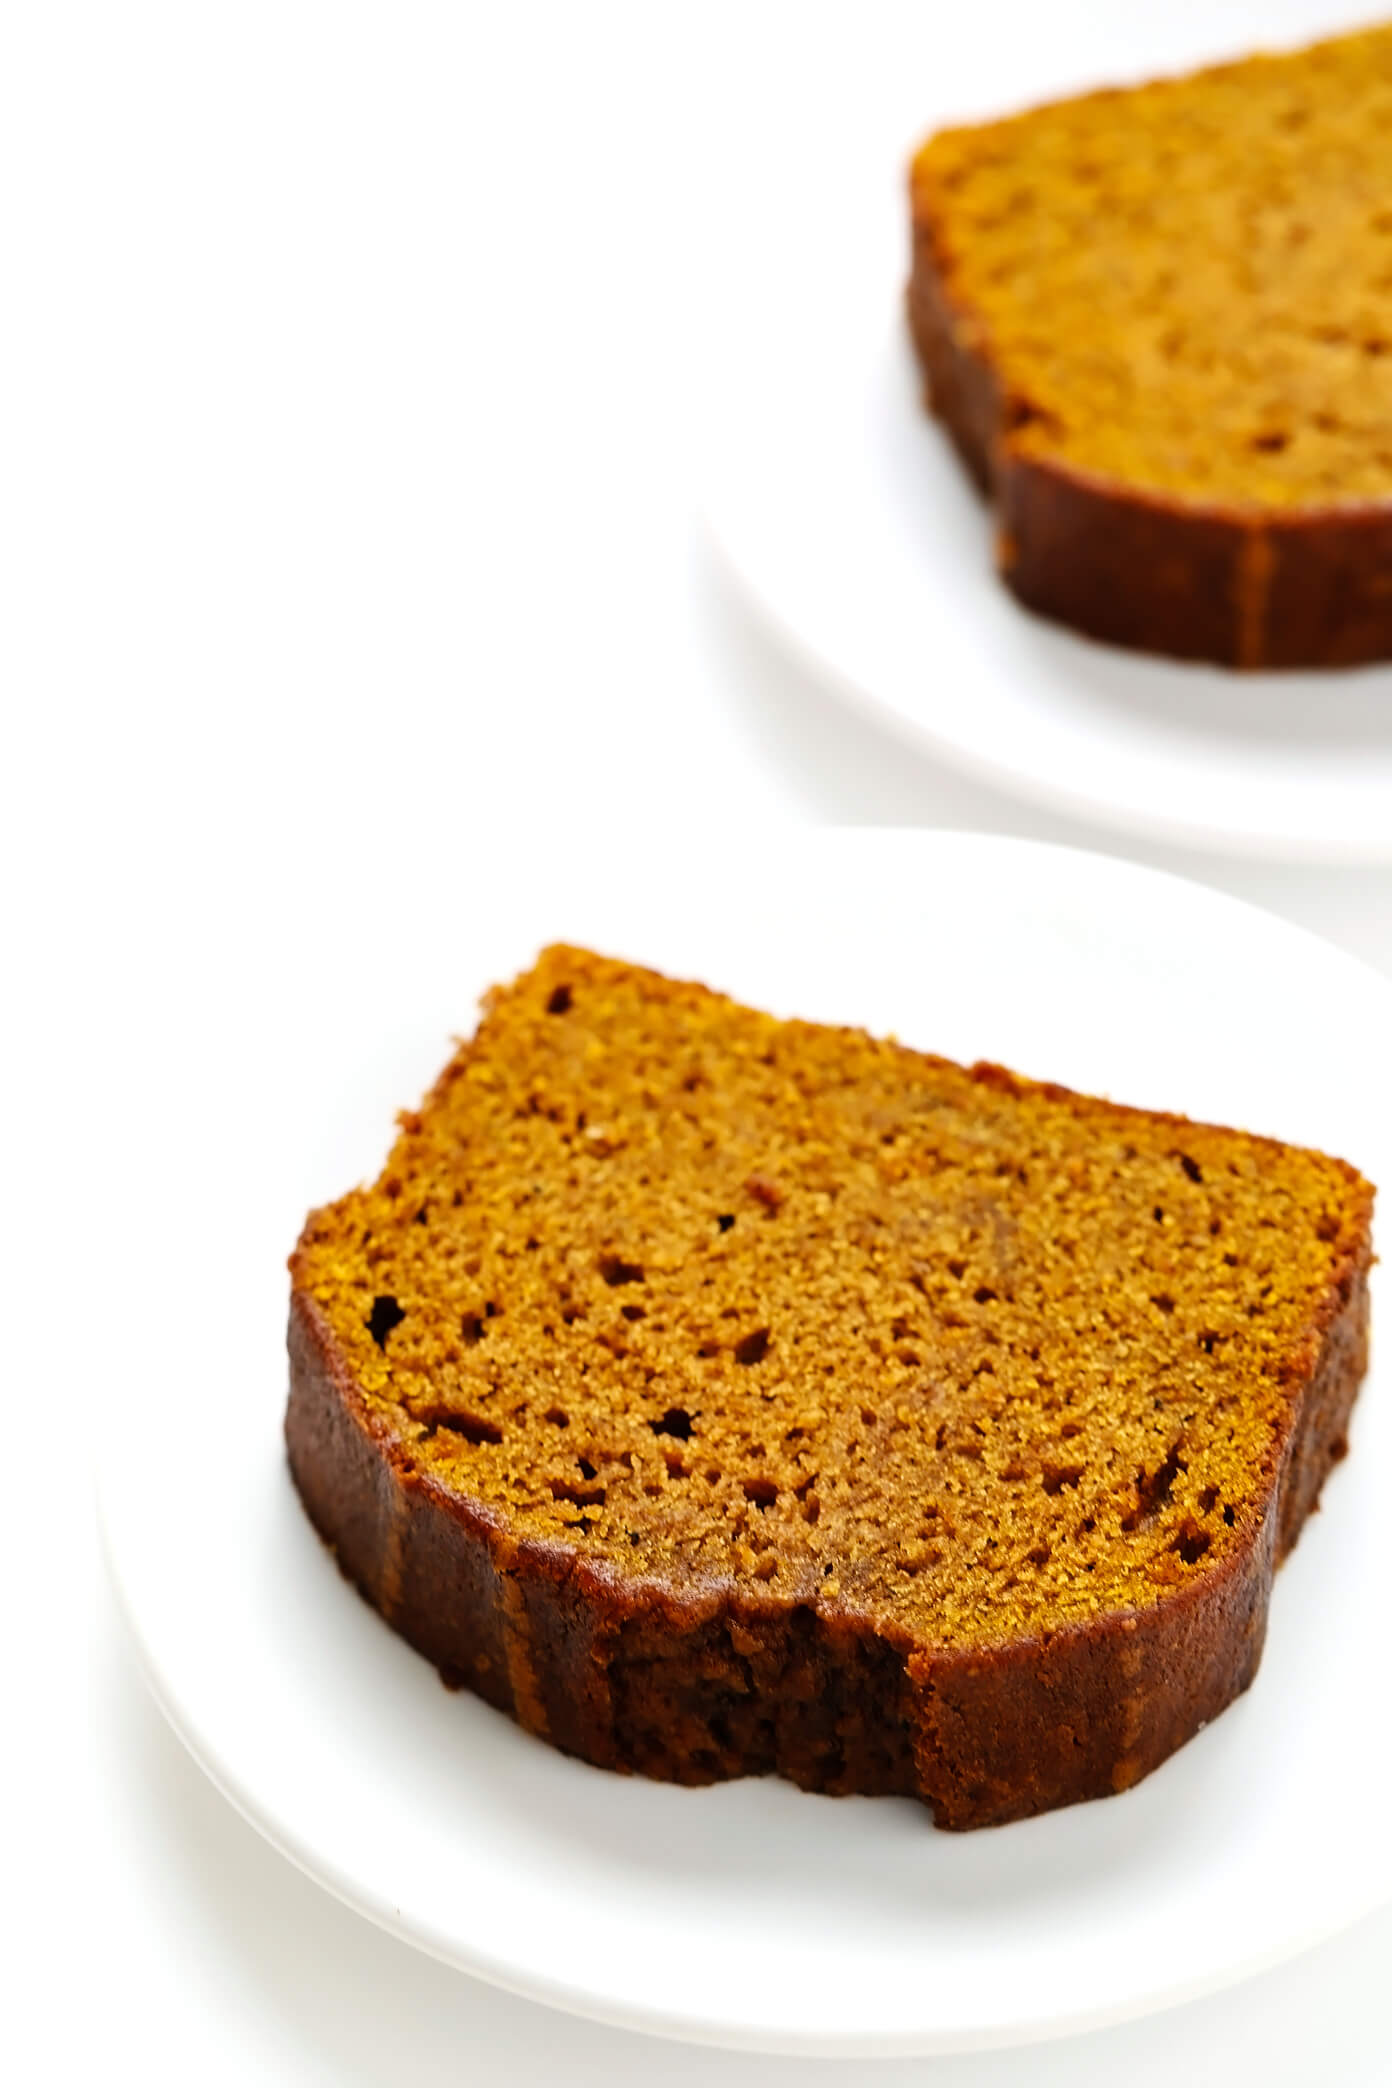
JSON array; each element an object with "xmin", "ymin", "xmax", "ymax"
[
  {"xmin": 1172, "ymin": 1522, "xmax": 1211, "ymax": 1566},
  {"xmin": 367, "ymin": 1295, "xmax": 406, "ymax": 1349},
  {"xmin": 419, "ymin": 1406, "xmax": 503, "ymax": 1446},
  {"xmin": 650, "ymin": 1406, "xmax": 694, "ymax": 1441},
  {"xmin": 550, "ymin": 1477, "xmax": 606, "ymax": 1508},
  {"xmin": 1123, "ymin": 1442, "xmax": 1185, "ymax": 1530},
  {"xmin": 546, "ymin": 984, "xmax": 573, "ymax": 1014},
  {"xmin": 1041, "ymin": 1463, "xmax": 1085, "ymax": 1495}
]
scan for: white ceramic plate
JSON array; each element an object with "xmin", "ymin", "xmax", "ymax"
[
  {"xmin": 99, "ymin": 832, "xmax": 1392, "ymax": 2055},
  {"xmin": 699, "ymin": 1, "xmax": 1392, "ymax": 862}
]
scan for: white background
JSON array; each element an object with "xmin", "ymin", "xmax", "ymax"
[{"xmin": 5, "ymin": 1, "xmax": 1390, "ymax": 2081}]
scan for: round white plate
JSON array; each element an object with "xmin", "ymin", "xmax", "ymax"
[
  {"xmin": 699, "ymin": 2, "xmax": 1392, "ymax": 863},
  {"xmin": 99, "ymin": 831, "xmax": 1392, "ymax": 2055}
]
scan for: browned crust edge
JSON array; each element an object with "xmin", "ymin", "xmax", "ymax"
[
  {"xmin": 284, "ymin": 1213, "xmax": 1371, "ymax": 1831},
  {"xmin": 907, "ymin": 211, "xmax": 1392, "ymax": 669}
]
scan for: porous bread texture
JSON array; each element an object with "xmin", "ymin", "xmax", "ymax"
[
  {"xmin": 907, "ymin": 24, "xmax": 1392, "ymax": 664},
  {"xmin": 291, "ymin": 947, "xmax": 1371, "ymax": 1652}
]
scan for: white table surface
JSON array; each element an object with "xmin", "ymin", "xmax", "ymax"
[{"xmin": 8, "ymin": 2, "xmax": 1390, "ymax": 2079}]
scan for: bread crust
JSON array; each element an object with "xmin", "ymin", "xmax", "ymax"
[
  {"xmin": 285, "ymin": 1218, "xmax": 1371, "ymax": 1830},
  {"xmin": 907, "ymin": 215, "xmax": 1392, "ymax": 669}
]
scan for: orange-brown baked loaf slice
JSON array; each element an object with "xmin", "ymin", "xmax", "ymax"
[
  {"xmin": 907, "ymin": 25, "xmax": 1392, "ymax": 667},
  {"xmin": 286, "ymin": 947, "xmax": 1374, "ymax": 1828}
]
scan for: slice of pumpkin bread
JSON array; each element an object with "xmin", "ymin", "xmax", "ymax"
[
  {"xmin": 907, "ymin": 24, "xmax": 1392, "ymax": 666},
  {"xmin": 287, "ymin": 946, "xmax": 1373, "ymax": 1827}
]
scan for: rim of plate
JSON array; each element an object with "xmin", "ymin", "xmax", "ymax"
[
  {"xmin": 701, "ymin": 501, "xmax": 1392, "ymax": 868},
  {"xmin": 92, "ymin": 1549, "xmax": 1392, "ymax": 2057}
]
